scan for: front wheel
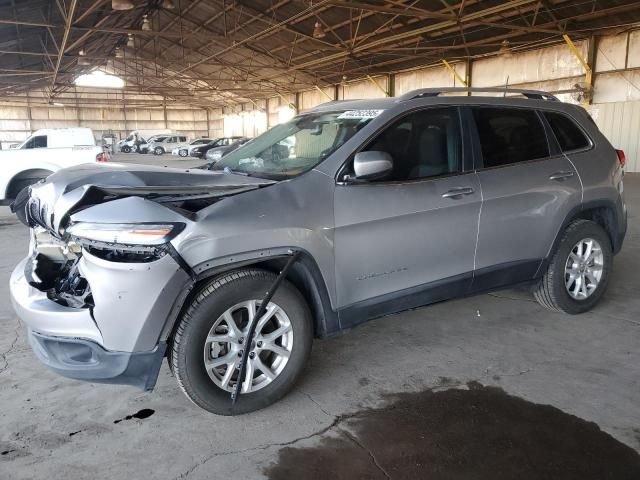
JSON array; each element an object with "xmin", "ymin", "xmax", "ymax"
[
  {"xmin": 169, "ymin": 269, "xmax": 313, "ymax": 415},
  {"xmin": 153, "ymin": 146, "xmax": 164, "ymax": 155},
  {"xmin": 121, "ymin": 145, "xmax": 131, "ymax": 153},
  {"xmin": 534, "ymin": 219, "xmax": 612, "ymax": 314},
  {"xmin": 179, "ymin": 149, "xmax": 188, "ymax": 157}
]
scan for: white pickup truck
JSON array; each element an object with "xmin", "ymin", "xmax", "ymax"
[{"xmin": 0, "ymin": 127, "xmax": 108, "ymax": 205}]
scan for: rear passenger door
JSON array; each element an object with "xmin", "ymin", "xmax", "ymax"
[{"xmin": 470, "ymin": 106, "xmax": 582, "ymax": 289}]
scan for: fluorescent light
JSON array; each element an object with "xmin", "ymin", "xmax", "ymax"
[{"xmin": 75, "ymin": 71, "xmax": 125, "ymax": 89}]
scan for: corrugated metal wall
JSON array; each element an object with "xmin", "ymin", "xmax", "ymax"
[
  {"xmin": 0, "ymin": 101, "xmax": 223, "ymax": 144},
  {"xmin": 589, "ymin": 101, "xmax": 640, "ymax": 172}
]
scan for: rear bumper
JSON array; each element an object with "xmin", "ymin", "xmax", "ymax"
[{"xmin": 28, "ymin": 330, "xmax": 166, "ymax": 391}]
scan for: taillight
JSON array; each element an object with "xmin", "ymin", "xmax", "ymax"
[
  {"xmin": 616, "ymin": 149, "xmax": 626, "ymax": 168},
  {"xmin": 96, "ymin": 152, "xmax": 108, "ymax": 162}
]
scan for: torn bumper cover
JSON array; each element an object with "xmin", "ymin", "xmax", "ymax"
[
  {"xmin": 10, "ymin": 246, "xmax": 189, "ymax": 391},
  {"xmin": 28, "ymin": 331, "xmax": 166, "ymax": 391}
]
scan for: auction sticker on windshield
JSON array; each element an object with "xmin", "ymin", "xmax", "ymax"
[{"xmin": 338, "ymin": 109, "xmax": 385, "ymax": 119}]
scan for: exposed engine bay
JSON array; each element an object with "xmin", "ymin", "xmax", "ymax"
[{"xmin": 26, "ymin": 227, "xmax": 92, "ymax": 309}]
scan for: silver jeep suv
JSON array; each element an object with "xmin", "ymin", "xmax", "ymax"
[{"xmin": 9, "ymin": 88, "xmax": 627, "ymax": 415}]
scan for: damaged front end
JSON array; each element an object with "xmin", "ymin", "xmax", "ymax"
[
  {"xmin": 10, "ymin": 163, "xmax": 274, "ymax": 391},
  {"xmin": 26, "ymin": 228, "xmax": 90, "ymax": 309}
]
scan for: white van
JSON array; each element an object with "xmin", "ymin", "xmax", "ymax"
[
  {"xmin": 0, "ymin": 127, "xmax": 107, "ymax": 205},
  {"xmin": 118, "ymin": 129, "xmax": 173, "ymax": 153}
]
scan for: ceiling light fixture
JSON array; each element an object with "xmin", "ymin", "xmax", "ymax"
[
  {"xmin": 312, "ymin": 21, "xmax": 325, "ymax": 39},
  {"xmin": 127, "ymin": 34, "xmax": 134, "ymax": 48},
  {"xmin": 78, "ymin": 49, "xmax": 90, "ymax": 66},
  {"xmin": 112, "ymin": 0, "xmax": 134, "ymax": 11},
  {"xmin": 160, "ymin": 0, "xmax": 175, "ymax": 9},
  {"xmin": 115, "ymin": 47, "xmax": 124, "ymax": 58},
  {"xmin": 141, "ymin": 14, "xmax": 151, "ymax": 31},
  {"xmin": 498, "ymin": 39, "xmax": 512, "ymax": 57}
]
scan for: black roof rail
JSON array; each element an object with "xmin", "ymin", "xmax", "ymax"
[{"xmin": 398, "ymin": 87, "xmax": 559, "ymax": 102}]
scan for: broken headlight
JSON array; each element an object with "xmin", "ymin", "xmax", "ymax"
[{"xmin": 65, "ymin": 222, "xmax": 184, "ymax": 246}]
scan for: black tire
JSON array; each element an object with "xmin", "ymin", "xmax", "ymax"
[
  {"xmin": 153, "ymin": 146, "xmax": 164, "ymax": 155},
  {"xmin": 534, "ymin": 219, "xmax": 612, "ymax": 314},
  {"xmin": 121, "ymin": 145, "xmax": 131, "ymax": 153},
  {"xmin": 169, "ymin": 269, "xmax": 313, "ymax": 415},
  {"xmin": 179, "ymin": 149, "xmax": 188, "ymax": 157}
]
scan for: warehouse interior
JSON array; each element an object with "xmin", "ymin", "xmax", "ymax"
[
  {"xmin": 1, "ymin": 1, "xmax": 640, "ymax": 168},
  {"xmin": 1, "ymin": 1, "xmax": 640, "ymax": 479}
]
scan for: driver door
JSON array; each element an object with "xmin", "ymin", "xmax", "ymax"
[{"xmin": 333, "ymin": 107, "xmax": 481, "ymax": 318}]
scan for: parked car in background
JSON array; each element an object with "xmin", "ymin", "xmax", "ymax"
[
  {"xmin": 204, "ymin": 137, "xmax": 251, "ymax": 162},
  {"xmin": 149, "ymin": 135, "xmax": 190, "ymax": 155},
  {"xmin": 8, "ymin": 88, "xmax": 627, "ymax": 416},
  {"xmin": 173, "ymin": 138, "xmax": 213, "ymax": 157},
  {"xmin": 118, "ymin": 129, "xmax": 172, "ymax": 153},
  {"xmin": 0, "ymin": 127, "xmax": 107, "ymax": 205},
  {"xmin": 138, "ymin": 135, "xmax": 169, "ymax": 154},
  {"xmin": 190, "ymin": 136, "xmax": 245, "ymax": 158}
]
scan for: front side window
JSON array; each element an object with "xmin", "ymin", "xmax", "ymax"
[
  {"xmin": 22, "ymin": 135, "xmax": 47, "ymax": 149},
  {"xmin": 544, "ymin": 111, "xmax": 590, "ymax": 152},
  {"xmin": 472, "ymin": 107, "xmax": 549, "ymax": 168},
  {"xmin": 212, "ymin": 110, "xmax": 378, "ymax": 179},
  {"xmin": 349, "ymin": 107, "xmax": 462, "ymax": 182}
]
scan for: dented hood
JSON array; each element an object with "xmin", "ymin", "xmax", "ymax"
[{"xmin": 18, "ymin": 162, "xmax": 275, "ymax": 232}]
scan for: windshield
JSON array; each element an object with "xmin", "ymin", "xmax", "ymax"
[{"xmin": 211, "ymin": 110, "xmax": 380, "ymax": 179}]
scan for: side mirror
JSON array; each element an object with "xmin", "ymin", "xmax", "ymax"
[{"xmin": 353, "ymin": 151, "xmax": 393, "ymax": 180}]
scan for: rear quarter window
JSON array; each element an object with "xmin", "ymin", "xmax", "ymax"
[
  {"xmin": 472, "ymin": 107, "xmax": 549, "ymax": 168},
  {"xmin": 543, "ymin": 111, "xmax": 590, "ymax": 152}
]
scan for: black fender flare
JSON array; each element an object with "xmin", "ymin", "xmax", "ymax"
[
  {"xmin": 159, "ymin": 248, "xmax": 340, "ymax": 345},
  {"xmin": 535, "ymin": 198, "xmax": 624, "ymax": 278}
]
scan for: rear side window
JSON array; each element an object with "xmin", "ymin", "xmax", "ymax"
[
  {"xmin": 543, "ymin": 112, "xmax": 590, "ymax": 152},
  {"xmin": 472, "ymin": 108, "xmax": 549, "ymax": 168},
  {"xmin": 179, "ymin": 136, "xmax": 187, "ymax": 142}
]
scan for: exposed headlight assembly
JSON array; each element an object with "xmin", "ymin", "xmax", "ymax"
[{"xmin": 65, "ymin": 222, "xmax": 184, "ymax": 246}]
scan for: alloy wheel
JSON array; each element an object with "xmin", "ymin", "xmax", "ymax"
[
  {"xmin": 564, "ymin": 237, "xmax": 604, "ymax": 300},
  {"xmin": 203, "ymin": 300, "xmax": 293, "ymax": 394}
]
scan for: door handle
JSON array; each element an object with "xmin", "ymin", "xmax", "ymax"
[
  {"xmin": 441, "ymin": 187, "xmax": 475, "ymax": 199},
  {"xmin": 549, "ymin": 171, "xmax": 574, "ymax": 181}
]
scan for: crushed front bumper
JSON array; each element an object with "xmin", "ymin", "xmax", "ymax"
[{"xmin": 10, "ymin": 245, "xmax": 191, "ymax": 390}]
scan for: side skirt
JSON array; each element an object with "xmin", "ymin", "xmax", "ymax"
[{"xmin": 334, "ymin": 259, "xmax": 542, "ymax": 334}]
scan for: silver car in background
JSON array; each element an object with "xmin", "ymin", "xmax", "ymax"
[
  {"xmin": 203, "ymin": 137, "xmax": 250, "ymax": 162},
  {"xmin": 9, "ymin": 88, "xmax": 627, "ymax": 415}
]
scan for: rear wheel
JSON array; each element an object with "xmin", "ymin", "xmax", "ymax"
[
  {"xmin": 170, "ymin": 269, "xmax": 313, "ymax": 415},
  {"xmin": 153, "ymin": 146, "xmax": 164, "ymax": 155},
  {"xmin": 534, "ymin": 219, "xmax": 612, "ymax": 314}
]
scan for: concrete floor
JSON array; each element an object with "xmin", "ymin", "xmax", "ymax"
[{"xmin": 1, "ymin": 157, "xmax": 639, "ymax": 479}]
